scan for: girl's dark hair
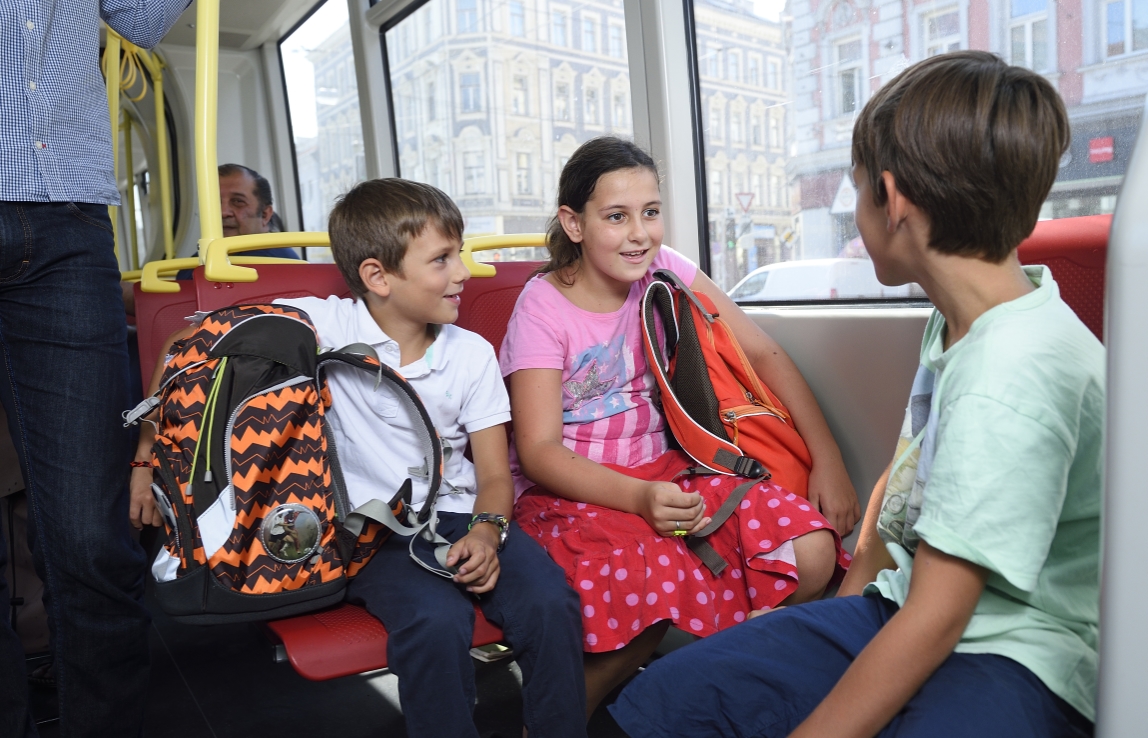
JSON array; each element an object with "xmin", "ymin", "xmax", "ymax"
[{"xmin": 542, "ymin": 137, "xmax": 659, "ymax": 283}]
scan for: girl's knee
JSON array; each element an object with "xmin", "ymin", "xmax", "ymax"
[{"xmin": 788, "ymin": 529, "xmax": 837, "ymax": 603}]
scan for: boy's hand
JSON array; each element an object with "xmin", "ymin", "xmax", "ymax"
[
  {"xmin": 807, "ymin": 462, "xmax": 861, "ymax": 536},
  {"xmin": 129, "ymin": 467, "xmax": 163, "ymax": 530},
  {"xmin": 638, "ymin": 482, "xmax": 711, "ymax": 536},
  {"xmin": 448, "ymin": 525, "xmax": 501, "ymax": 593}
]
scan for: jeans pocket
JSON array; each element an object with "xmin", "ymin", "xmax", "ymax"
[
  {"xmin": 66, "ymin": 202, "xmax": 115, "ymax": 235},
  {"xmin": 0, "ymin": 207, "xmax": 33, "ymax": 283}
]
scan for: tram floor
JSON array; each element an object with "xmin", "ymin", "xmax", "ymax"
[{"xmin": 30, "ymin": 585, "xmax": 675, "ymax": 737}]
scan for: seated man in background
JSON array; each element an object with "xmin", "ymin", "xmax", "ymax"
[{"xmin": 124, "ymin": 163, "xmax": 299, "ymax": 312}]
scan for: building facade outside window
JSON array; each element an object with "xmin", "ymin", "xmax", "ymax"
[
  {"xmin": 426, "ymin": 82, "xmax": 436, "ymax": 121},
  {"xmin": 728, "ymin": 49, "xmax": 741, "ymax": 81},
  {"xmin": 552, "ymin": 10, "xmax": 568, "ymax": 46},
  {"xmin": 582, "ymin": 18, "xmax": 597, "ymax": 52},
  {"xmin": 457, "ymin": 0, "xmax": 477, "ymax": 33},
  {"xmin": 460, "ymin": 72, "xmax": 482, "ymax": 112},
  {"xmin": 464, "ymin": 151, "xmax": 485, "ymax": 194},
  {"xmin": 516, "ymin": 152, "xmax": 532, "ymax": 194},
  {"xmin": 1105, "ymin": 0, "xmax": 1148, "ymax": 56},
  {"xmin": 609, "ymin": 24, "xmax": 625, "ymax": 57},
  {"xmin": 509, "ymin": 1, "xmax": 525, "ymax": 37},
  {"xmin": 585, "ymin": 87, "xmax": 600, "ymax": 124},
  {"xmin": 924, "ymin": 8, "xmax": 961, "ymax": 55},
  {"xmin": 613, "ymin": 93, "xmax": 628, "ymax": 128},
  {"xmin": 555, "ymin": 82, "xmax": 571, "ymax": 120},
  {"xmin": 748, "ymin": 54, "xmax": 761, "ymax": 85},
  {"xmin": 1010, "ymin": 0, "xmax": 1049, "ymax": 70},
  {"xmin": 512, "ymin": 76, "xmax": 529, "ymax": 115},
  {"xmin": 836, "ymin": 39, "xmax": 862, "ymax": 115}
]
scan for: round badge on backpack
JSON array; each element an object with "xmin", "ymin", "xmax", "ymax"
[{"xmin": 260, "ymin": 504, "xmax": 321, "ymax": 564}]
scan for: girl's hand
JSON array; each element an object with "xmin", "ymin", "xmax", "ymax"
[
  {"xmin": 129, "ymin": 467, "xmax": 162, "ymax": 530},
  {"xmin": 807, "ymin": 461, "xmax": 861, "ymax": 536},
  {"xmin": 448, "ymin": 526, "xmax": 502, "ymax": 593},
  {"xmin": 638, "ymin": 481, "xmax": 711, "ymax": 536}
]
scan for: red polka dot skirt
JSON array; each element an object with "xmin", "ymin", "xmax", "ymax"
[{"xmin": 514, "ymin": 451, "xmax": 852, "ymax": 653}]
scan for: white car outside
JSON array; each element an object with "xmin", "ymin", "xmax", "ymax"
[{"xmin": 727, "ymin": 258, "xmax": 918, "ymax": 302}]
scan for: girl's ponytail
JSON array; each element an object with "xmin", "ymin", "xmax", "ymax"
[{"xmin": 541, "ymin": 137, "xmax": 660, "ymax": 284}]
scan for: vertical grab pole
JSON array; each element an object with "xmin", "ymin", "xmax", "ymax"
[
  {"xmin": 194, "ymin": 0, "xmax": 222, "ymax": 261},
  {"xmin": 145, "ymin": 51, "xmax": 175, "ymax": 261},
  {"xmin": 123, "ymin": 116, "xmax": 139, "ymax": 270},
  {"xmin": 104, "ymin": 29, "xmax": 122, "ymax": 264}
]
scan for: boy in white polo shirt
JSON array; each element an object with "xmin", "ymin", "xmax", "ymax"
[{"xmin": 278, "ymin": 179, "xmax": 586, "ymax": 738}]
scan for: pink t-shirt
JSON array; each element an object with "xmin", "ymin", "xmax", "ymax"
[{"xmin": 499, "ymin": 246, "xmax": 698, "ymax": 496}]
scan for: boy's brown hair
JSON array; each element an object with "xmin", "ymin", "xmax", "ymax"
[
  {"xmin": 851, "ymin": 51, "xmax": 1070, "ymax": 262},
  {"xmin": 328, "ymin": 178, "xmax": 464, "ymax": 297}
]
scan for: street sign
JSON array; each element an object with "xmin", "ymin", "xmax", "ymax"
[
  {"xmin": 735, "ymin": 192, "xmax": 755, "ymax": 212},
  {"xmin": 830, "ymin": 174, "xmax": 857, "ymax": 214}
]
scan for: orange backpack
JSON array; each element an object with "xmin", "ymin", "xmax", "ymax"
[{"xmin": 640, "ymin": 269, "xmax": 812, "ymax": 498}]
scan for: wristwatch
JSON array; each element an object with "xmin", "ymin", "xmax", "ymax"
[{"xmin": 469, "ymin": 513, "xmax": 509, "ymax": 551}]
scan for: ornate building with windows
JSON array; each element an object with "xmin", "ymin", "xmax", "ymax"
[
  {"xmin": 786, "ymin": 0, "xmax": 1148, "ymax": 259},
  {"xmin": 694, "ymin": 0, "xmax": 790, "ymax": 289},
  {"xmin": 386, "ymin": 0, "xmax": 633, "ymax": 241}
]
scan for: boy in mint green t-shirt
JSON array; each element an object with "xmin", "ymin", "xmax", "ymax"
[{"xmin": 610, "ymin": 51, "xmax": 1100, "ymax": 738}]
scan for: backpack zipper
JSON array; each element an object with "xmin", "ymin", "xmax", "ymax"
[
  {"xmin": 721, "ymin": 404, "xmax": 785, "ymax": 444},
  {"xmin": 223, "ymin": 375, "xmax": 313, "ymax": 512}
]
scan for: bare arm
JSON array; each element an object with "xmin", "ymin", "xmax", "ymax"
[
  {"xmin": 129, "ymin": 325, "xmax": 194, "ymax": 529},
  {"xmin": 836, "ymin": 463, "xmax": 897, "ymax": 597},
  {"xmin": 691, "ymin": 271, "xmax": 861, "ymax": 534},
  {"xmin": 790, "ymin": 541, "xmax": 988, "ymax": 738},
  {"xmin": 447, "ymin": 424, "xmax": 515, "ymax": 593},
  {"xmin": 509, "ymin": 368, "xmax": 710, "ymax": 535}
]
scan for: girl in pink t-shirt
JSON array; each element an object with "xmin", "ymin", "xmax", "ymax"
[{"xmin": 500, "ymin": 137, "xmax": 861, "ymax": 715}]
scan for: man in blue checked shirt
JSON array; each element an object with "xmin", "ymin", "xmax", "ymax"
[{"xmin": 0, "ymin": 2, "xmax": 188, "ymax": 736}]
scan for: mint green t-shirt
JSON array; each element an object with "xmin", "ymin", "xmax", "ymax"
[{"xmin": 865, "ymin": 265, "xmax": 1104, "ymax": 720}]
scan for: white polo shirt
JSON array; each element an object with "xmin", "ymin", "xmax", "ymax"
[{"xmin": 276, "ymin": 296, "xmax": 511, "ymax": 514}]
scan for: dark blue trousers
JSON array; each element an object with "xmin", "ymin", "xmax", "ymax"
[
  {"xmin": 347, "ymin": 513, "xmax": 587, "ymax": 738},
  {"xmin": 0, "ymin": 202, "xmax": 150, "ymax": 738},
  {"xmin": 611, "ymin": 595, "xmax": 1093, "ymax": 738}
]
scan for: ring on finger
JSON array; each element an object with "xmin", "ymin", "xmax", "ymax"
[{"xmin": 673, "ymin": 520, "xmax": 688, "ymax": 537}]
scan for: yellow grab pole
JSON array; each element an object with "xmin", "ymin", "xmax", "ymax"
[
  {"xmin": 194, "ymin": 0, "xmax": 222, "ymax": 260},
  {"xmin": 151, "ymin": 55, "xmax": 174, "ymax": 260},
  {"xmin": 105, "ymin": 30, "xmax": 122, "ymax": 263},
  {"xmin": 123, "ymin": 116, "xmax": 139, "ymax": 270}
]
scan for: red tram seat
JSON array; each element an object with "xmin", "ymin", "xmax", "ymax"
[
  {"xmin": 265, "ymin": 602, "xmax": 505, "ymax": 681},
  {"xmin": 134, "ymin": 281, "xmax": 195, "ymax": 381},
  {"xmin": 1017, "ymin": 214, "xmax": 1109, "ymax": 342}
]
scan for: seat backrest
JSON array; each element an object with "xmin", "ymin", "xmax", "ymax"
[
  {"xmin": 134, "ymin": 282, "xmax": 196, "ymax": 382},
  {"xmin": 455, "ymin": 262, "xmax": 542, "ymax": 358},
  {"xmin": 1016, "ymin": 214, "xmax": 1109, "ymax": 342},
  {"xmin": 135, "ymin": 260, "xmax": 543, "ymax": 381}
]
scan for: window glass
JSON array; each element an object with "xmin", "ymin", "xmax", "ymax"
[
  {"xmin": 691, "ymin": 0, "xmax": 1145, "ymax": 301},
  {"xmin": 509, "ymin": 1, "xmax": 525, "ymax": 37},
  {"xmin": 281, "ymin": 0, "xmax": 366, "ymax": 243},
  {"xmin": 385, "ymin": 0, "xmax": 633, "ymax": 261}
]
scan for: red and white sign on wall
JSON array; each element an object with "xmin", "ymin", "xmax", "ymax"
[{"xmin": 1089, "ymin": 137, "xmax": 1115, "ymax": 163}]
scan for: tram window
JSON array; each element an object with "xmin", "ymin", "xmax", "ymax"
[
  {"xmin": 383, "ymin": 0, "xmax": 635, "ymax": 260},
  {"xmin": 689, "ymin": 0, "xmax": 1145, "ymax": 302},
  {"xmin": 280, "ymin": 0, "xmax": 367, "ymax": 245}
]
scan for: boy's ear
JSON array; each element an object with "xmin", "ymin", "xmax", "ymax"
[
  {"xmin": 359, "ymin": 258, "xmax": 393, "ymax": 298},
  {"xmin": 556, "ymin": 205, "xmax": 584, "ymax": 244},
  {"xmin": 881, "ymin": 170, "xmax": 910, "ymax": 233}
]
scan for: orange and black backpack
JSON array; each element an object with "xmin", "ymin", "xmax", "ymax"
[
  {"xmin": 123, "ymin": 304, "xmax": 448, "ymax": 624},
  {"xmin": 641, "ymin": 270, "xmax": 814, "ymax": 573}
]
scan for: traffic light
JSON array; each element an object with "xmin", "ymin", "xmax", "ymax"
[{"xmin": 726, "ymin": 219, "xmax": 737, "ymax": 250}]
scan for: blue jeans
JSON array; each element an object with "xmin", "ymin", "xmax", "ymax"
[
  {"xmin": 347, "ymin": 514, "xmax": 588, "ymax": 738},
  {"xmin": 611, "ymin": 595, "xmax": 1093, "ymax": 738},
  {"xmin": 0, "ymin": 202, "xmax": 150, "ymax": 738}
]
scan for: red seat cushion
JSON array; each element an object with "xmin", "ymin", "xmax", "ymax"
[
  {"xmin": 1017, "ymin": 215, "xmax": 1109, "ymax": 342},
  {"xmin": 134, "ymin": 282, "xmax": 195, "ymax": 381},
  {"xmin": 265, "ymin": 603, "xmax": 504, "ymax": 681}
]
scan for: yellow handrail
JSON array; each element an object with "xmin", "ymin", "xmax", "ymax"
[
  {"xmin": 195, "ymin": 0, "xmax": 223, "ymax": 259},
  {"xmin": 103, "ymin": 26, "xmax": 175, "ymax": 264},
  {"xmin": 137, "ymin": 255, "xmax": 303, "ymax": 293},
  {"xmin": 105, "ymin": 30, "xmax": 122, "ymax": 262},
  {"xmin": 122, "ymin": 116, "xmax": 139, "ymax": 270},
  {"xmin": 461, "ymin": 233, "xmax": 548, "ymax": 277}
]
